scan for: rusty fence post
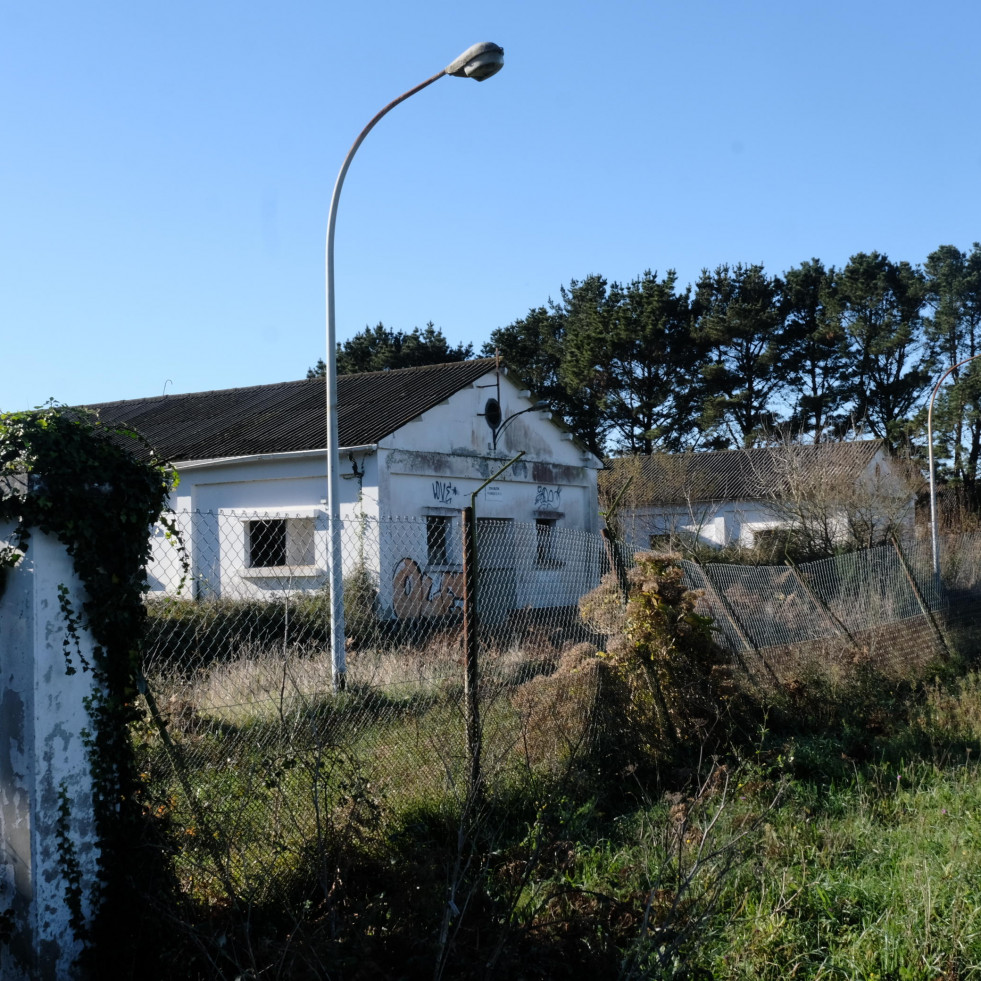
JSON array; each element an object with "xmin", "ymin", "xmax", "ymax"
[
  {"xmin": 459, "ymin": 453, "xmax": 524, "ymax": 804},
  {"xmin": 461, "ymin": 505, "xmax": 482, "ymax": 802}
]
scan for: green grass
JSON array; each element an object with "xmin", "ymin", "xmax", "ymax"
[
  {"xmin": 699, "ymin": 754, "xmax": 981, "ymax": 978},
  {"xmin": 509, "ymin": 673, "xmax": 981, "ymax": 981},
  {"xmin": 137, "ymin": 657, "xmax": 589, "ymax": 921},
  {"xmin": 134, "ymin": 636, "xmax": 981, "ymax": 980}
]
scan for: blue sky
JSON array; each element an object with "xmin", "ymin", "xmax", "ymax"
[{"xmin": 3, "ymin": 1, "xmax": 980, "ymax": 412}]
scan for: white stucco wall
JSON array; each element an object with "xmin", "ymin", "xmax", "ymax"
[
  {"xmin": 622, "ymin": 501, "xmax": 794, "ymax": 551},
  {"xmin": 0, "ymin": 524, "xmax": 100, "ymax": 980},
  {"xmin": 619, "ymin": 447, "xmax": 916, "ymax": 553},
  {"xmin": 144, "ymin": 370, "xmax": 603, "ymax": 617},
  {"xmin": 149, "ymin": 449, "xmax": 376, "ymax": 600}
]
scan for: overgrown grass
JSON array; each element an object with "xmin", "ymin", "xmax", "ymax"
[
  {"xmin": 133, "ymin": 566, "xmax": 981, "ymax": 979},
  {"xmin": 695, "ymin": 695, "xmax": 981, "ymax": 979},
  {"xmin": 717, "ymin": 762, "xmax": 981, "ymax": 978},
  {"xmin": 135, "ymin": 665, "xmax": 981, "ymax": 979},
  {"xmin": 135, "ymin": 636, "xmax": 594, "ymax": 928}
]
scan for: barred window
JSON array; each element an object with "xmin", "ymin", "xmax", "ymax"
[{"xmin": 246, "ymin": 517, "xmax": 315, "ymax": 569}]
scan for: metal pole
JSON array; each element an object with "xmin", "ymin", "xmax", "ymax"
[
  {"xmin": 325, "ymin": 72, "xmax": 447, "ymax": 692},
  {"xmin": 461, "ymin": 505, "xmax": 480, "ymax": 799},
  {"xmin": 461, "ymin": 452, "xmax": 523, "ymax": 800},
  {"xmin": 323, "ymin": 43, "xmax": 504, "ymax": 692}
]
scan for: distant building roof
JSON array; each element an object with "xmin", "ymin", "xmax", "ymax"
[
  {"xmin": 85, "ymin": 359, "xmax": 496, "ymax": 463},
  {"xmin": 603, "ymin": 441, "xmax": 905, "ymax": 505}
]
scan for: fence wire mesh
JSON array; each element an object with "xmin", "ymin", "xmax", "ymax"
[
  {"xmin": 138, "ymin": 510, "xmax": 612, "ymax": 905},
  {"xmin": 137, "ymin": 513, "xmax": 981, "ymax": 908},
  {"xmin": 682, "ymin": 536, "xmax": 979, "ymax": 687}
]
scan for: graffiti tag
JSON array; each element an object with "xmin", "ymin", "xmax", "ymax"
[
  {"xmin": 535, "ymin": 486, "xmax": 561, "ymax": 508},
  {"xmin": 392, "ymin": 557, "xmax": 464, "ymax": 617},
  {"xmin": 432, "ymin": 480, "xmax": 458, "ymax": 505}
]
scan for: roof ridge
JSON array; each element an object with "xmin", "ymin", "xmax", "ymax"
[
  {"xmin": 80, "ymin": 358, "xmax": 502, "ymax": 462},
  {"xmin": 630, "ymin": 439, "xmax": 883, "ymax": 460},
  {"xmin": 83, "ymin": 357, "xmax": 496, "ymax": 409},
  {"xmin": 339, "ymin": 356, "xmax": 495, "ymax": 381}
]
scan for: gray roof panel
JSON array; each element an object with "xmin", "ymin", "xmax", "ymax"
[
  {"xmin": 85, "ymin": 359, "xmax": 496, "ymax": 462},
  {"xmin": 605, "ymin": 442, "xmax": 899, "ymax": 505}
]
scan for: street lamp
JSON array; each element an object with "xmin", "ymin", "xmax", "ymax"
[
  {"xmin": 928, "ymin": 354, "xmax": 981, "ymax": 574},
  {"xmin": 325, "ymin": 43, "xmax": 505, "ymax": 689}
]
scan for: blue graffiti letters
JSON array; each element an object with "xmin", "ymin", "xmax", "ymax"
[
  {"xmin": 535, "ymin": 486, "xmax": 561, "ymax": 508},
  {"xmin": 432, "ymin": 480, "xmax": 458, "ymax": 505}
]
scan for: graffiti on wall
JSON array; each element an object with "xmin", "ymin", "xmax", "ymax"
[
  {"xmin": 392, "ymin": 557, "xmax": 464, "ymax": 617},
  {"xmin": 432, "ymin": 480, "xmax": 458, "ymax": 505},
  {"xmin": 535, "ymin": 485, "xmax": 561, "ymax": 509}
]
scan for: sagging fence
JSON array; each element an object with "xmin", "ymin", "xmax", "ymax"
[
  {"xmin": 682, "ymin": 535, "xmax": 980, "ymax": 684},
  {"xmin": 137, "ymin": 513, "xmax": 981, "ymax": 914}
]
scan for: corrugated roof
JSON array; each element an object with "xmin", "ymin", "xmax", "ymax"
[
  {"xmin": 85, "ymin": 359, "xmax": 497, "ymax": 462},
  {"xmin": 604, "ymin": 441, "xmax": 896, "ymax": 505}
]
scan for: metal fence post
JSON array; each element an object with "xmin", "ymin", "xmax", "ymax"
[
  {"xmin": 784, "ymin": 558, "xmax": 858, "ymax": 648},
  {"xmin": 461, "ymin": 505, "xmax": 481, "ymax": 801},
  {"xmin": 692, "ymin": 558, "xmax": 781, "ymax": 689},
  {"xmin": 891, "ymin": 535, "xmax": 951, "ymax": 659},
  {"xmin": 460, "ymin": 452, "xmax": 523, "ymax": 804}
]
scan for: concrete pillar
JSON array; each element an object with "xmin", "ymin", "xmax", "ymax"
[{"xmin": 0, "ymin": 524, "xmax": 100, "ymax": 980}]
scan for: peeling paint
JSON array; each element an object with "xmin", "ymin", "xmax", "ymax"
[
  {"xmin": 1, "ymin": 528, "xmax": 99, "ymax": 980},
  {"xmin": 531, "ymin": 461, "xmax": 587, "ymax": 485}
]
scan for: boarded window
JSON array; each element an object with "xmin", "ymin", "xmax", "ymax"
[{"xmin": 536, "ymin": 517, "xmax": 560, "ymax": 567}]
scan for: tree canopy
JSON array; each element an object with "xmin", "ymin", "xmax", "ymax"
[
  {"xmin": 308, "ymin": 242, "xmax": 981, "ymax": 512},
  {"xmin": 484, "ymin": 246, "xmax": 976, "ymax": 472},
  {"xmin": 308, "ymin": 322, "xmax": 473, "ymax": 377}
]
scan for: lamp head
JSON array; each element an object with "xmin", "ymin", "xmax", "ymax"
[{"xmin": 445, "ymin": 42, "xmax": 504, "ymax": 81}]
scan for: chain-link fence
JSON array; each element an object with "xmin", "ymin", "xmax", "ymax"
[
  {"xmin": 138, "ymin": 510, "xmax": 614, "ymax": 908},
  {"xmin": 136, "ymin": 514, "xmax": 981, "ymax": 912},
  {"xmin": 681, "ymin": 535, "xmax": 981, "ymax": 688}
]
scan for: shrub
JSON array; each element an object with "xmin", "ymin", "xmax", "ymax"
[
  {"xmin": 343, "ymin": 562, "xmax": 380, "ymax": 649},
  {"xmin": 509, "ymin": 642, "xmax": 602, "ymax": 771},
  {"xmin": 586, "ymin": 552, "xmax": 739, "ymax": 768},
  {"xmin": 144, "ymin": 595, "xmax": 330, "ymax": 671}
]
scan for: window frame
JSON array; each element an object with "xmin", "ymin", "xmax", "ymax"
[
  {"xmin": 247, "ymin": 518, "xmax": 287, "ymax": 569},
  {"xmin": 233, "ymin": 508, "xmax": 323, "ymax": 577},
  {"xmin": 426, "ymin": 514, "xmax": 453, "ymax": 568},
  {"xmin": 535, "ymin": 517, "xmax": 562, "ymax": 568}
]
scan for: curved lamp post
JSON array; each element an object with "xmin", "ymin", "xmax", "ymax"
[
  {"xmin": 928, "ymin": 354, "xmax": 981, "ymax": 574},
  {"xmin": 325, "ymin": 43, "xmax": 505, "ymax": 689},
  {"xmin": 491, "ymin": 401, "xmax": 550, "ymax": 450}
]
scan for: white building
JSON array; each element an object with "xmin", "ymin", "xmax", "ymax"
[
  {"xmin": 89, "ymin": 358, "xmax": 603, "ymax": 619},
  {"xmin": 604, "ymin": 441, "xmax": 920, "ymax": 554}
]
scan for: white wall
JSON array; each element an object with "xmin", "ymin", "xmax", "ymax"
[
  {"xmin": 145, "ymin": 369, "xmax": 602, "ymax": 616},
  {"xmin": 0, "ymin": 525, "xmax": 100, "ymax": 980},
  {"xmin": 621, "ymin": 501, "xmax": 786, "ymax": 551}
]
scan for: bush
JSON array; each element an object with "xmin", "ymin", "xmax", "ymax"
[
  {"xmin": 343, "ymin": 562, "xmax": 380, "ymax": 649},
  {"xmin": 144, "ymin": 594, "xmax": 330, "ymax": 671},
  {"xmin": 583, "ymin": 553, "xmax": 741, "ymax": 769}
]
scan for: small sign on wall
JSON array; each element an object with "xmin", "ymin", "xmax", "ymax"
[{"xmin": 483, "ymin": 483, "xmax": 503, "ymax": 501}]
